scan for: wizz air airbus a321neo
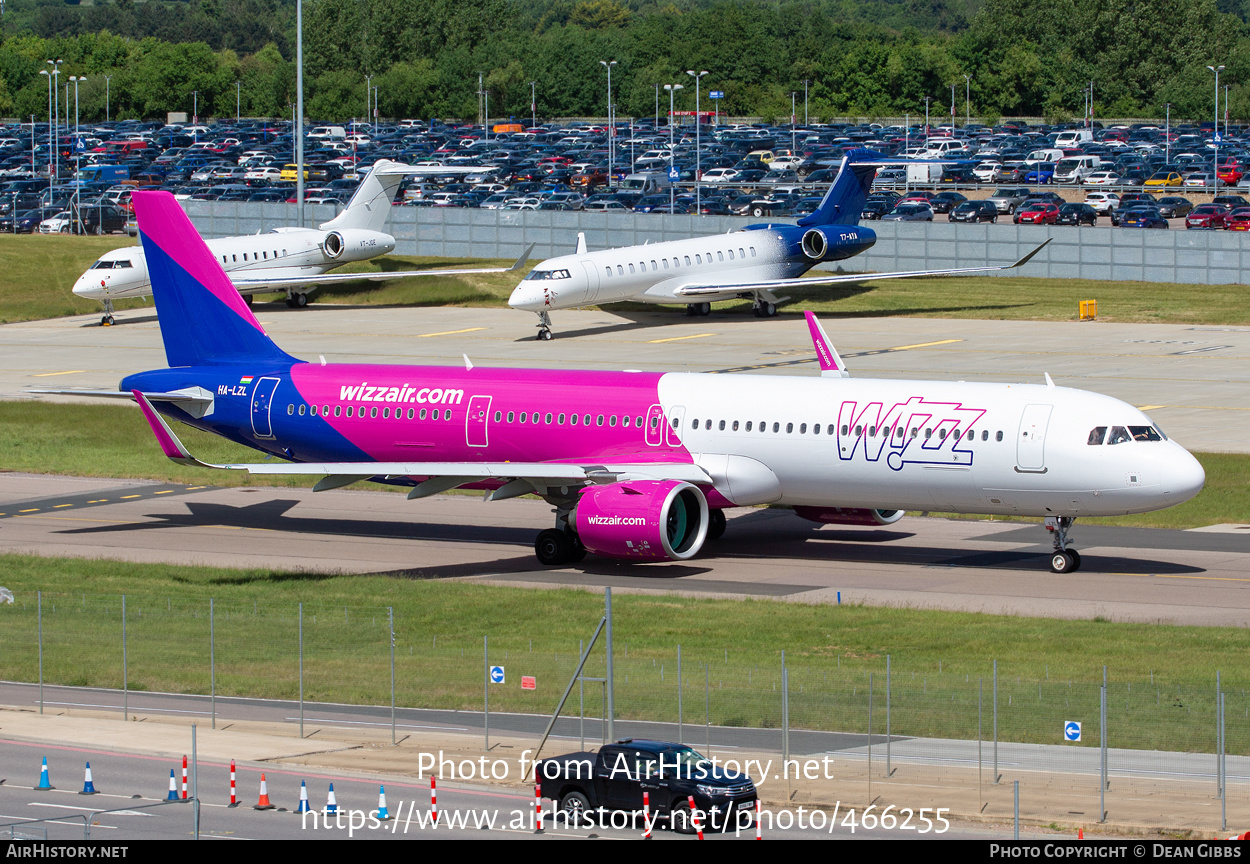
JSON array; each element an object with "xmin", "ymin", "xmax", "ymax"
[
  {"xmin": 509, "ymin": 148, "xmax": 1049, "ymax": 340},
  {"xmin": 64, "ymin": 191, "xmax": 1203, "ymax": 574}
]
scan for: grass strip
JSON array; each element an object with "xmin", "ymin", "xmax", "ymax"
[{"xmin": 0, "ymin": 554, "xmax": 1246, "ymax": 753}]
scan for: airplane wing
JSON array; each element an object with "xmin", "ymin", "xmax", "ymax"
[
  {"xmin": 674, "ymin": 239, "xmax": 1051, "ymax": 298},
  {"xmin": 131, "ymin": 391, "xmax": 709, "ymax": 499},
  {"xmin": 231, "ymin": 244, "xmax": 534, "ymax": 292}
]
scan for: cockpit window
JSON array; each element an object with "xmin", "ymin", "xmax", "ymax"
[
  {"xmin": 1087, "ymin": 426, "xmax": 1106, "ymax": 445},
  {"xmin": 1130, "ymin": 425, "xmax": 1163, "ymax": 442},
  {"xmin": 523, "ymin": 269, "xmax": 572, "ymax": 280},
  {"xmin": 1107, "ymin": 426, "xmax": 1131, "ymax": 445},
  {"xmin": 90, "ymin": 260, "xmax": 114, "ymax": 269}
]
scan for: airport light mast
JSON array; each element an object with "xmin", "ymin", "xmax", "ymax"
[
  {"xmin": 687, "ymin": 69, "xmax": 707, "ymax": 214},
  {"xmin": 664, "ymin": 83, "xmax": 683, "ymax": 211}
]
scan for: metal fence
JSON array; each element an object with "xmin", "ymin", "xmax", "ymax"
[
  {"xmin": 181, "ymin": 199, "xmax": 1250, "ymax": 286},
  {"xmin": 4, "ymin": 589, "xmax": 1245, "ymax": 831}
]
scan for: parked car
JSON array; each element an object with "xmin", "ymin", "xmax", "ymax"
[
  {"xmin": 1056, "ymin": 203, "xmax": 1098, "ymax": 226},
  {"xmin": 881, "ymin": 203, "xmax": 934, "ymax": 221},
  {"xmin": 1227, "ymin": 207, "xmax": 1250, "ymax": 230},
  {"xmin": 986, "ymin": 187, "xmax": 1032, "ymax": 214},
  {"xmin": 948, "ymin": 200, "xmax": 999, "ymax": 223},
  {"xmin": 1144, "ymin": 171, "xmax": 1184, "ymax": 187},
  {"xmin": 1083, "ymin": 191, "xmax": 1120, "ymax": 214},
  {"xmin": 928, "ymin": 191, "xmax": 967, "ymax": 214},
  {"xmin": 1013, "ymin": 202, "xmax": 1059, "ymax": 224},
  {"xmin": 1120, "ymin": 206, "xmax": 1169, "ymax": 228},
  {"xmin": 1186, "ymin": 203, "xmax": 1230, "ymax": 229},
  {"xmin": 1154, "ymin": 196, "xmax": 1193, "ymax": 219}
]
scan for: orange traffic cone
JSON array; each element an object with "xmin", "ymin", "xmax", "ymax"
[{"xmin": 253, "ymin": 773, "xmax": 275, "ymax": 811}]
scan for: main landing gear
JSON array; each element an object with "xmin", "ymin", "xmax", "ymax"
[
  {"xmin": 751, "ymin": 297, "xmax": 778, "ymax": 318},
  {"xmin": 1045, "ymin": 516, "xmax": 1081, "ymax": 573},
  {"xmin": 100, "ymin": 299, "xmax": 115, "ymax": 327},
  {"xmin": 535, "ymin": 528, "xmax": 587, "ymax": 565},
  {"xmin": 285, "ymin": 289, "xmax": 308, "ymax": 308},
  {"xmin": 685, "ymin": 302, "xmax": 711, "ymax": 317}
]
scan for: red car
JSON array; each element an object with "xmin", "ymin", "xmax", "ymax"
[
  {"xmin": 898, "ymin": 191, "xmax": 935, "ymax": 204},
  {"xmin": 1218, "ymin": 159, "xmax": 1244, "ymax": 186},
  {"xmin": 1227, "ymin": 207, "xmax": 1250, "ymax": 231},
  {"xmin": 1186, "ymin": 203, "xmax": 1231, "ymax": 229},
  {"xmin": 1013, "ymin": 202, "xmax": 1059, "ymax": 224}
]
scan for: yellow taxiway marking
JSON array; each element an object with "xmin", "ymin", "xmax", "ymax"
[
  {"xmin": 31, "ymin": 370, "xmax": 86, "ymax": 377},
  {"xmin": 52, "ymin": 504, "xmax": 73, "ymax": 508},
  {"xmin": 120, "ymin": 495, "xmax": 141, "ymax": 500},
  {"xmin": 648, "ymin": 333, "xmax": 716, "ymax": 344},
  {"xmin": 186, "ymin": 486, "xmax": 206, "ymax": 490},
  {"xmin": 18, "ymin": 509, "xmax": 38, "ymax": 513},
  {"xmin": 416, "ymin": 327, "xmax": 486, "ymax": 338},
  {"xmin": 154, "ymin": 490, "xmax": 172, "ymax": 495},
  {"xmin": 1152, "ymin": 574, "xmax": 1250, "ymax": 584},
  {"xmin": 888, "ymin": 339, "xmax": 964, "ymax": 352},
  {"xmin": 1137, "ymin": 405, "xmax": 1167, "ymax": 410},
  {"xmin": 86, "ymin": 499, "xmax": 107, "ymax": 503}
]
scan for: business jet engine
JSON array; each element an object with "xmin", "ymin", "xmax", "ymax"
[
  {"xmin": 800, "ymin": 228, "xmax": 833, "ymax": 262},
  {"xmin": 793, "ymin": 506, "xmax": 904, "ymax": 526},
  {"xmin": 320, "ymin": 229, "xmax": 395, "ymax": 263},
  {"xmin": 574, "ymin": 480, "xmax": 709, "ymax": 560}
]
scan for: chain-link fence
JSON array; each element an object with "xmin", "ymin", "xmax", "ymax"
[{"xmin": 3, "ymin": 589, "xmax": 1244, "ymax": 831}]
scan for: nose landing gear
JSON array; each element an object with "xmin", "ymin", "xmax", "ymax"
[
  {"xmin": 100, "ymin": 299, "xmax": 115, "ymax": 327},
  {"xmin": 536, "ymin": 311, "xmax": 554, "ymax": 340},
  {"xmin": 1045, "ymin": 516, "xmax": 1081, "ymax": 572}
]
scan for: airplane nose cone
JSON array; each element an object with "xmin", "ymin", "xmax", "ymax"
[
  {"xmin": 72, "ymin": 275, "xmax": 100, "ymax": 298},
  {"xmin": 1162, "ymin": 448, "xmax": 1205, "ymax": 504},
  {"xmin": 508, "ymin": 283, "xmax": 542, "ymax": 311}
]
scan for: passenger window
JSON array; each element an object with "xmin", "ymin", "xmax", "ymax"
[
  {"xmin": 370, "ymin": 407, "xmax": 378, "ymax": 419},
  {"xmin": 298, "ymin": 404, "xmax": 305, "ymax": 416},
  {"xmin": 854, "ymin": 425, "xmax": 862, "ymax": 436},
  {"xmin": 691, "ymin": 419, "xmax": 699, "ymax": 430},
  {"xmin": 519, "ymin": 412, "xmax": 527, "ymax": 423},
  {"xmin": 287, "ymin": 404, "xmax": 294, "ymax": 415},
  {"xmin": 609, "ymin": 415, "xmax": 617, "ymax": 427},
  {"xmin": 636, "ymin": 416, "xmax": 643, "ymax": 427},
  {"xmin": 334, "ymin": 406, "xmax": 341, "ymax": 417},
  {"xmin": 718, "ymin": 420, "xmax": 726, "ymax": 431},
  {"xmin": 507, "ymin": 412, "xmax": 514, "ymax": 422},
  {"xmin": 584, "ymin": 414, "xmax": 591, "ymax": 426},
  {"xmin": 996, "ymin": 431, "xmax": 1003, "ymax": 442},
  {"xmin": 620, "ymin": 416, "xmax": 629, "ymax": 427},
  {"xmin": 739, "ymin": 248, "xmax": 745, "ymax": 257},
  {"xmin": 545, "ymin": 413, "xmax": 553, "ymax": 424},
  {"xmin": 772, "ymin": 422, "xmax": 780, "ymax": 433},
  {"xmin": 704, "ymin": 419, "xmax": 711, "ymax": 430},
  {"xmin": 750, "ymin": 247, "xmax": 756, "ymax": 257},
  {"xmin": 732, "ymin": 421, "xmax": 739, "ymax": 431},
  {"xmin": 605, "ymin": 267, "xmax": 611, "ymax": 277},
  {"xmin": 911, "ymin": 427, "xmax": 919, "ymax": 437},
  {"xmin": 617, "ymin": 265, "xmax": 624, "ymax": 275},
  {"xmin": 571, "ymin": 414, "xmax": 578, "ymax": 425},
  {"xmin": 981, "ymin": 430, "xmax": 988, "ymax": 441},
  {"xmin": 444, "ymin": 410, "xmax": 451, "ymax": 420},
  {"xmin": 382, "ymin": 407, "xmax": 389, "ymax": 419},
  {"xmin": 869, "ymin": 426, "xmax": 876, "ymax": 436},
  {"xmin": 651, "ymin": 260, "xmax": 658, "ymax": 270},
  {"xmin": 925, "ymin": 428, "xmax": 932, "ymax": 439},
  {"xmin": 420, "ymin": 408, "xmax": 427, "ymax": 420},
  {"xmin": 407, "ymin": 408, "xmax": 414, "ymax": 419},
  {"xmin": 799, "ymin": 423, "xmax": 807, "ymax": 434},
  {"xmin": 786, "ymin": 422, "xmax": 793, "ymax": 433},
  {"xmin": 939, "ymin": 429, "xmax": 947, "ymax": 439},
  {"xmin": 1088, "ymin": 426, "xmax": 1107, "ymax": 445},
  {"xmin": 663, "ymin": 260, "xmax": 669, "ymax": 269},
  {"xmin": 494, "ymin": 411, "xmax": 502, "ymax": 422},
  {"xmin": 629, "ymin": 264, "xmax": 635, "ymax": 274},
  {"xmin": 966, "ymin": 429, "xmax": 974, "ymax": 440},
  {"xmin": 559, "ymin": 413, "xmax": 567, "ymax": 424},
  {"xmin": 1108, "ymin": 426, "xmax": 1131, "ymax": 445},
  {"xmin": 717, "ymin": 251, "xmax": 724, "ymax": 261},
  {"xmin": 813, "ymin": 424, "xmax": 821, "ymax": 434},
  {"xmin": 696, "ymin": 254, "xmax": 702, "ymax": 264},
  {"xmin": 746, "ymin": 421, "xmax": 753, "ymax": 431},
  {"xmin": 684, "ymin": 256, "xmax": 691, "ymax": 266},
  {"xmin": 728, "ymin": 250, "xmax": 734, "ymax": 260},
  {"xmin": 596, "ymin": 415, "xmax": 604, "ymax": 426},
  {"xmin": 346, "ymin": 407, "xmax": 354, "ymax": 417}
]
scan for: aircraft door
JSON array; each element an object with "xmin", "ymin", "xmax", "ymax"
[
  {"xmin": 579, "ymin": 259, "xmax": 601, "ymax": 302},
  {"xmin": 1016, "ymin": 403, "xmax": 1053, "ymax": 472},
  {"xmin": 666, "ymin": 405, "xmax": 686, "ymax": 448},
  {"xmin": 466, "ymin": 395, "xmax": 492, "ymax": 447},
  {"xmin": 644, "ymin": 404, "xmax": 665, "ymax": 447},
  {"xmin": 250, "ymin": 376, "xmax": 281, "ymax": 439}
]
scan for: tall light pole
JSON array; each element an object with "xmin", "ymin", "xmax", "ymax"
[
  {"xmin": 964, "ymin": 73, "xmax": 971, "ymax": 127},
  {"xmin": 295, "ymin": 0, "xmax": 305, "ymax": 227},
  {"xmin": 949, "ymin": 82, "xmax": 955, "ymax": 128},
  {"xmin": 70, "ymin": 75, "xmax": 83, "ymax": 231},
  {"xmin": 600, "ymin": 61, "xmax": 616, "ymax": 189},
  {"xmin": 191, "ymin": 90, "xmax": 199, "ymax": 143},
  {"xmin": 923, "ymin": 96, "xmax": 932, "ymax": 142},
  {"xmin": 790, "ymin": 91, "xmax": 797, "ymax": 154},
  {"xmin": 803, "ymin": 78, "xmax": 809, "ymax": 126},
  {"xmin": 38, "ymin": 68, "xmax": 52, "ymax": 180},
  {"xmin": 529, "ymin": 80, "xmax": 536, "ymax": 129},
  {"xmin": 1165, "ymin": 103, "xmax": 1172, "ymax": 165},
  {"xmin": 687, "ymin": 70, "xmax": 707, "ymax": 214},
  {"xmin": 664, "ymin": 83, "xmax": 683, "ymax": 211},
  {"xmin": 654, "ymin": 83, "xmax": 659, "ymax": 128},
  {"xmin": 235, "ymin": 80, "xmax": 241, "ymax": 123},
  {"xmin": 1209, "ymin": 65, "xmax": 1225, "ymax": 187},
  {"xmin": 47, "ymin": 60, "xmax": 61, "ymax": 182},
  {"xmin": 104, "ymin": 74, "xmax": 111, "ymax": 122}
]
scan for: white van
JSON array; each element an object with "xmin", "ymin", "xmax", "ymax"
[
  {"xmin": 922, "ymin": 138, "xmax": 964, "ymax": 156},
  {"xmin": 1027, "ymin": 148, "xmax": 1064, "ymax": 164},
  {"xmin": 1054, "ymin": 129, "xmax": 1094, "ymax": 147},
  {"xmin": 1054, "ymin": 155, "xmax": 1101, "ymax": 184},
  {"xmin": 621, "ymin": 172, "xmax": 672, "ymax": 194},
  {"xmin": 308, "ymin": 126, "xmax": 347, "ymax": 140}
]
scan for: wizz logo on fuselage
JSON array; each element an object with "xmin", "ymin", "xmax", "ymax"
[{"xmin": 836, "ymin": 396, "xmax": 987, "ymax": 471}]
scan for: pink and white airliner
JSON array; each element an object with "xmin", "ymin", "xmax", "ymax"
[{"xmin": 46, "ymin": 191, "xmax": 1205, "ymax": 574}]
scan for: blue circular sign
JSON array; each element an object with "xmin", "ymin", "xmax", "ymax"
[
  {"xmin": 1063, "ymin": 721, "xmax": 1081, "ymax": 741},
  {"xmin": 490, "ymin": 665, "xmax": 505, "ymax": 684}
]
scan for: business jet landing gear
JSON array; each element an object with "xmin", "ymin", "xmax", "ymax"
[
  {"xmin": 285, "ymin": 289, "xmax": 308, "ymax": 308},
  {"xmin": 535, "ymin": 528, "xmax": 586, "ymax": 566},
  {"xmin": 1045, "ymin": 516, "xmax": 1081, "ymax": 573},
  {"xmin": 752, "ymin": 298, "xmax": 778, "ymax": 318},
  {"xmin": 100, "ymin": 299, "xmax": 115, "ymax": 327},
  {"xmin": 536, "ymin": 311, "xmax": 554, "ymax": 341},
  {"xmin": 243, "ymin": 294, "xmax": 255, "ymax": 307},
  {"xmin": 685, "ymin": 302, "xmax": 712, "ymax": 317}
]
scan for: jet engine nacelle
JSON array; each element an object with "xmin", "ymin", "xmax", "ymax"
[
  {"xmin": 320, "ymin": 229, "xmax": 396, "ymax": 263},
  {"xmin": 793, "ymin": 506, "xmax": 904, "ymax": 526},
  {"xmin": 574, "ymin": 480, "xmax": 709, "ymax": 561},
  {"xmin": 800, "ymin": 228, "xmax": 832, "ymax": 262}
]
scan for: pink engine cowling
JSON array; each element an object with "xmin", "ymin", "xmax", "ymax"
[
  {"xmin": 574, "ymin": 480, "xmax": 709, "ymax": 561},
  {"xmin": 793, "ymin": 506, "xmax": 904, "ymax": 526}
]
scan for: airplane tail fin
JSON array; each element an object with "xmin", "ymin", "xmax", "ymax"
[
  {"xmin": 132, "ymin": 191, "xmax": 298, "ymax": 368},
  {"xmin": 796, "ymin": 148, "xmax": 885, "ymax": 229},
  {"xmin": 319, "ymin": 159, "xmax": 405, "ymax": 233}
]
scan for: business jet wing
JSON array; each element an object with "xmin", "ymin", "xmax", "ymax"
[
  {"xmin": 674, "ymin": 239, "xmax": 1050, "ymax": 297},
  {"xmin": 231, "ymin": 244, "xmax": 534, "ymax": 291},
  {"xmin": 132, "ymin": 391, "xmax": 710, "ymax": 497}
]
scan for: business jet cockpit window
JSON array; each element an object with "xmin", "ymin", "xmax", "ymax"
[{"xmin": 524, "ymin": 269, "xmax": 572, "ymax": 280}]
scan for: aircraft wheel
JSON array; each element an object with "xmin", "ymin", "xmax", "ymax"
[
  {"xmin": 244, "ymin": 294, "xmax": 254, "ymax": 307},
  {"xmin": 1049, "ymin": 550, "xmax": 1076, "ymax": 573},
  {"xmin": 698, "ymin": 302, "xmax": 711, "ymax": 316},
  {"xmin": 535, "ymin": 528, "xmax": 574, "ymax": 566},
  {"xmin": 293, "ymin": 292, "xmax": 308, "ymax": 308},
  {"xmin": 708, "ymin": 508, "xmax": 727, "ymax": 540},
  {"xmin": 285, "ymin": 297, "xmax": 297, "ymax": 308},
  {"xmin": 764, "ymin": 302, "xmax": 777, "ymax": 317},
  {"xmin": 537, "ymin": 329, "xmax": 553, "ymax": 341},
  {"xmin": 101, "ymin": 315, "xmax": 114, "ymax": 327},
  {"xmin": 686, "ymin": 304, "xmax": 699, "ymax": 317},
  {"xmin": 1067, "ymin": 549, "xmax": 1082, "ymax": 571}
]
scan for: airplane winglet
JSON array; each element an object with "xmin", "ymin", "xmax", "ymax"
[
  {"xmin": 575, "ymin": 232, "xmax": 587, "ymax": 255},
  {"xmin": 132, "ymin": 390, "xmax": 200, "ymax": 465},
  {"xmin": 1011, "ymin": 239, "xmax": 1052, "ymax": 269},
  {"xmin": 510, "ymin": 243, "xmax": 536, "ymax": 271},
  {"xmin": 804, "ymin": 311, "xmax": 850, "ymax": 378}
]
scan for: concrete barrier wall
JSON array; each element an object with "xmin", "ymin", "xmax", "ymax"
[{"xmin": 182, "ymin": 200, "xmax": 1250, "ymax": 285}]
